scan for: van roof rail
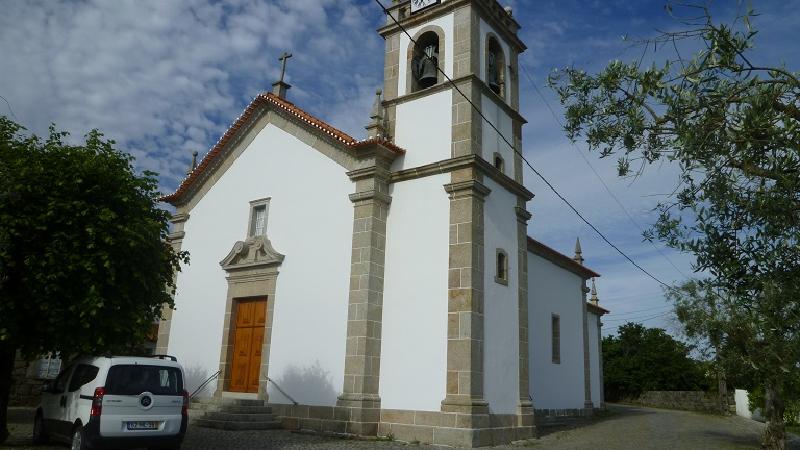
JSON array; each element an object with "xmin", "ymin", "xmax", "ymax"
[{"xmin": 151, "ymin": 354, "xmax": 178, "ymax": 362}]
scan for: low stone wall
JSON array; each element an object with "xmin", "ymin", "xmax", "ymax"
[
  {"xmin": 269, "ymin": 403, "xmax": 535, "ymax": 447},
  {"xmin": 9, "ymin": 358, "xmax": 41, "ymax": 407},
  {"xmin": 637, "ymin": 391, "xmax": 730, "ymax": 413}
]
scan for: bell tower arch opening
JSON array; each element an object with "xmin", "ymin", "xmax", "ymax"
[
  {"xmin": 406, "ymin": 28, "xmax": 445, "ymax": 94},
  {"xmin": 486, "ymin": 34, "xmax": 506, "ymax": 98}
]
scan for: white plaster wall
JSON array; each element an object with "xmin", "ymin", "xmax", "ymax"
[
  {"xmin": 479, "ymin": 18, "xmax": 512, "ymax": 103},
  {"xmin": 527, "ymin": 253, "xmax": 587, "ymax": 410},
  {"xmin": 393, "ymin": 90, "xmax": 453, "ymax": 170},
  {"xmin": 481, "ymin": 94, "xmax": 515, "ymax": 179},
  {"xmin": 735, "ymin": 389, "xmax": 765, "ymax": 421},
  {"xmin": 398, "ymin": 13, "xmax": 454, "ymax": 98},
  {"xmin": 482, "ymin": 178, "xmax": 520, "ymax": 414},
  {"xmin": 588, "ymin": 313, "xmax": 601, "ymax": 407},
  {"xmin": 380, "ymin": 174, "xmax": 450, "ymax": 411},
  {"xmin": 168, "ymin": 123, "xmax": 353, "ymax": 406}
]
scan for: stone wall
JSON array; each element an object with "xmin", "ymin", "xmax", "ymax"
[
  {"xmin": 9, "ymin": 356, "xmax": 42, "ymax": 407},
  {"xmin": 637, "ymin": 391, "xmax": 731, "ymax": 414}
]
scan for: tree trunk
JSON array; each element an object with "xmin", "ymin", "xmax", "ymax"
[
  {"xmin": 762, "ymin": 382, "xmax": 786, "ymax": 450},
  {"xmin": 0, "ymin": 344, "xmax": 15, "ymax": 444}
]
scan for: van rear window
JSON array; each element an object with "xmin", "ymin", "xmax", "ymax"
[{"xmin": 105, "ymin": 365, "xmax": 183, "ymax": 396}]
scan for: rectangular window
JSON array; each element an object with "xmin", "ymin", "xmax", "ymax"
[
  {"xmin": 552, "ymin": 314, "xmax": 561, "ymax": 364},
  {"xmin": 248, "ymin": 198, "xmax": 270, "ymax": 237},
  {"xmin": 105, "ymin": 365, "xmax": 183, "ymax": 396},
  {"xmin": 253, "ymin": 206, "xmax": 266, "ymax": 235}
]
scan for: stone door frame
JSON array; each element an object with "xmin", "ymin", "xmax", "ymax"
[{"xmin": 217, "ymin": 236, "xmax": 284, "ymax": 401}]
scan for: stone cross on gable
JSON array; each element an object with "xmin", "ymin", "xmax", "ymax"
[
  {"xmin": 272, "ymin": 52, "xmax": 293, "ymax": 98},
  {"xmin": 278, "ymin": 52, "xmax": 293, "ymax": 84}
]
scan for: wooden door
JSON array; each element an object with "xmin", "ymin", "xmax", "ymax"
[{"xmin": 229, "ymin": 298, "xmax": 267, "ymax": 393}]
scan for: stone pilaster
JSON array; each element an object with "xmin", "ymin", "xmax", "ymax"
[
  {"xmin": 597, "ymin": 317, "xmax": 606, "ymax": 409},
  {"xmin": 515, "ymin": 204, "xmax": 535, "ymax": 431},
  {"xmin": 383, "ymin": 33, "xmax": 400, "ymax": 101},
  {"xmin": 155, "ymin": 212, "xmax": 189, "ymax": 354},
  {"xmin": 337, "ymin": 160, "xmax": 392, "ymax": 435},
  {"xmin": 581, "ymin": 280, "xmax": 594, "ymax": 414},
  {"xmin": 442, "ymin": 171, "xmax": 490, "ymax": 417},
  {"xmin": 452, "ymin": 4, "xmax": 480, "ymax": 79}
]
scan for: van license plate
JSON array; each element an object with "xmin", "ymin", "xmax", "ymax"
[{"xmin": 127, "ymin": 421, "xmax": 159, "ymax": 430}]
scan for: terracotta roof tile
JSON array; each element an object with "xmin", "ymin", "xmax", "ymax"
[{"xmin": 162, "ymin": 92, "xmax": 404, "ymax": 204}]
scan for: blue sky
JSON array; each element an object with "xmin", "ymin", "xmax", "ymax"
[{"xmin": 2, "ymin": 0, "xmax": 798, "ymax": 338}]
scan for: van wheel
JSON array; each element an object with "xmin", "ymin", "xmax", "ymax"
[
  {"xmin": 32, "ymin": 411, "xmax": 49, "ymax": 444},
  {"xmin": 70, "ymin": 425, "xmax": 88, "ymax": 450}
]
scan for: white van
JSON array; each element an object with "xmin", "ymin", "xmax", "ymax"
[{"xmin": 33, "ymin": 355, "xmax": 188, "ymax": 450}]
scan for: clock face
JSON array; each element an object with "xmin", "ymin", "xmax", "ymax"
[{"xmin": 410, "ymin": 0, "xmax": 439, "ymax": 14}]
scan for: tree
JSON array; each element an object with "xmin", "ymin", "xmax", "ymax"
[
  {"xmin": 602, "ymin": 323, "xmax": 709, "ymax": 402},
  {"xmin": 0, "ymin": 117, "xmax": 187, "ymax": 443},
  {"xmin": 548, "ymin": 4, "xmax": 799, "ymax": 448}
]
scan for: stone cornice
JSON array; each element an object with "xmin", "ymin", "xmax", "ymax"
[
  {"xmin": 444, "ymin": 180, "xmax": 491, "ymax": 199},
  {"xmin": 170, "ymin": 213, "xmax": 190, "ymax": 224},
  {"xmin": 391, "ymin": 155, "xmax": 533, "ymax": 201},
  {"xmin": 382, "ymin": 75, "xmax": 527, "ymax": 125},
  {"xmin": 378, "ymin": 0, "xmax": 525, "ymax": 52},
  {"xmin": 515, "ymin": 206, "xmax": 532, "ymax": 223},
  {"xmin": 473, "ymin": 156, "xmax": 534, "ymax": 201},
  {"xmin": 347, "ymin": 166, "xmax": 391, "ymax": 182},
  {"xmin": 167, "ymin": 231, "xmax": 186, "ymax": 242},
  {"xmin": 349, "ymin": 190, "xmax": 393, "ymax": 205}
]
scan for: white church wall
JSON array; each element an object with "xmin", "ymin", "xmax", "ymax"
[
  {"xmin": 527, "ymin": 253, "xmax": 587, "ymax": 410},
  {"xmin": 393, "ymin": 90, "xmax": 453, "ymax": 171},
  {"xmin": 380, "ymin": 174, "xmax": 450, "ymax": 411},
  {"xmin": 397, "ymin": 13, "xmax": 454, "ymax": 98},
  {"xmin": 482, "ymin": 178, "xmax": 520, "ymax": 414},
  {"xmin": 481, "ymin": 94, "xmax": 515, "ymax": 179},
  {"xmin": 169, "ymin": 123, "xmax": 353, "ymax": 406},
  {"xmin": 588, "ymin": 312, "xmax": 602, "ymax": 407}
]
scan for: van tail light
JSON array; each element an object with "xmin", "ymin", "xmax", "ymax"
[
  {"xmin": 90, "ymin": 387, "xmax": 105, "ymax": 417},
  {"xmin": 181, "ymin": 390, "xmax": 190, "ymax": 417}
]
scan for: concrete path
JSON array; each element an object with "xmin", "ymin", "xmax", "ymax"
[
  {"xmin": 3, "ymin": 404, "xmax": 799, "ymax": 449},
  {"xmin": 530, "ymin": 404, "xmax": 800, "ymax": 450}
]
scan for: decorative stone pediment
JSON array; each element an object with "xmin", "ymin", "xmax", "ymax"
[{"xmin": 220, "ymin": 236, "xmax": 285, "ymax": 272}]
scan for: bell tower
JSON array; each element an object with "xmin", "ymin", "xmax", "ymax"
[
  {"xmin": 378, "ymin": 0, "xmax": 526, "ymax": 181},
  {"xmin": 374, "ymin": 0, "xmax": 536, "ymax": 446}
]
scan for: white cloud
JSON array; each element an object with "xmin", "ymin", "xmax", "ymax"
[{"xmin": 0, "ymin": 0, "xmax": 383, "ymax": 193}]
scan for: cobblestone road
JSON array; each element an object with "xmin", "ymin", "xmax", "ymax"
[{"xmin": 4, "ymin": 405, "xmax": 799, "ymax": 449}]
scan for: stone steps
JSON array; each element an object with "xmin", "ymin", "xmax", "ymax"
[{"xmin": 193, "ymin": 398, "xmax": 282, "ymax": 431}]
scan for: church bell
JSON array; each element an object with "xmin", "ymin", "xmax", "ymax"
[{"xmin": 414, "ymin": 44, "xmax": 439, "ymax": 88}]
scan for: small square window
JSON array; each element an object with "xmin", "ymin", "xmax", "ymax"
[
  {"xmin": 493, "ymin": 153, "xmax": 505, "ymax": 173},
  {"xmin": 248, "ymin": 198, "xmax": 270, "ymax": 237}
]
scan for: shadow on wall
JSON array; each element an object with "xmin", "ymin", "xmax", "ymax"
[
  {"xmin": 183, "ymin": 365, "xmax": 214, "ymax": 398},
  {"xmin": 269, "ymin": 361, "xmax": 339, "ymax": 406}
]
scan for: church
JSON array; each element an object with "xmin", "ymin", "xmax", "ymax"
[{"xmin": 156, "ymin": 0, "xmax": 608, "ymax": 446}]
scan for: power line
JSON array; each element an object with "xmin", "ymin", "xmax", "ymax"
[
  {"xmin": 518, "ymin": 62, "xmax": 690, "ymax": 280},
  {"xmin": 606, "ymin": 304, "xmax": 673, "ymax": 317},
  {"xmin": 604, "ymin": 310, "xmax": 674, "ymax": 323},
  {"xmin": 604, "ymin": 311, "xmax": 674, "ymax": 328},
  {"xmin": 374, "ymin": 0, "xmax": 671, "ymax": 289}
]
